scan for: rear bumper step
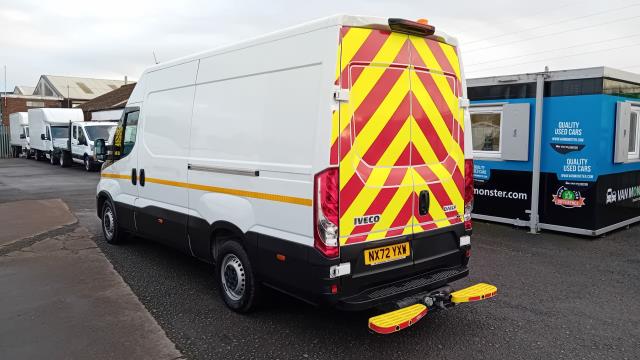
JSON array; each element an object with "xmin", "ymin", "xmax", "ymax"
[
  {"xmin": 337, "ymin": 266, "xmax": 468, "ymax": 311},
  {"xmin": 368, "ymin": 282, "xmax": 498, "ymax": 334}
]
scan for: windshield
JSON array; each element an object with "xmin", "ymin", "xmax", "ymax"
[
  {"xmin": 85, "ymin": 125, "xmax": 115, "ymax": 141},
  {"xmin": 50, "ymin": 126, "xmax": 69, "ymax": 139}
]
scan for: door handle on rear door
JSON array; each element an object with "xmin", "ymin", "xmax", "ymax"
[
  {"xmin": 419, "ymin": 190, "xmax": 430, "ymax": 216},
  {"xmin": 131, "ymin": 168, "xmax": 137, "ymax": 185},
  {"xmin": 139, "ymin": 169, "xmax": 145, "ymax": 187}
]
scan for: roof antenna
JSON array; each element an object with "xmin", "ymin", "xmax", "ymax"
[{"xmin": 152, "ymin": 51, "xmax": 159, "ymax": 65}]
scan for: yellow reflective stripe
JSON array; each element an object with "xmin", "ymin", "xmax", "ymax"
[
  {"xmin": 340, "ymin": 69, "xmax": 410, "ymax": 190},
  {"xmin": 339, "ymin": 33, "xmax": 408, "ymax": 135},
  {"xmin": 409, "ymin": 37, "xmax": 462, "ymax": 126},
  {"xmin": 439, "ymin": 42, "xmax": 461, "ymax": 81},
  {"xmin": 101, "ymin": 173, "xmax": 311, "ymax": 206},
  {"xmin": 430, "ymin": 163, "xmax": 464, "ymax": 208},
  {"xmin": 339, "ymin": 27, "xmax": 373, "ymax": 77},
  {"xmin": 101, "ymin": 173, "xmax": 131, "ymax": 180}
]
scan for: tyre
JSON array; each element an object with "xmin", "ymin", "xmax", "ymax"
[
  {"xmin": 50, "ymin": 152, "xmax": 58, "ymax": 165},
  {"xmin": 101, "ymin": 200, "xmax": 124, "ymax": 244},
  {"xmin": 216, "ymin": 241, "xmax": 261, "ymax": 313},
  {"xmin": 59, "ymin": 152, "xmax": 69, "ymax": 167},
  {"xmin": 84, "ymin": 155, "xmax": 94, "ymax": 172}
]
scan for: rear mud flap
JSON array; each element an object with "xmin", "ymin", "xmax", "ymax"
[{"xmin": 368, "ymin": 283, "xmax": 497, "ymax": 334}]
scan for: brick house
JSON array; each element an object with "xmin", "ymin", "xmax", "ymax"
[{"xmin": 0, "ymin": 94, "xmax": 63, "ymax": 126}]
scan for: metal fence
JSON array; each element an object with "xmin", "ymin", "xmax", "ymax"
[{"xmin": 0, "ymin": 125, "xmax": 11, "ymax": 158}]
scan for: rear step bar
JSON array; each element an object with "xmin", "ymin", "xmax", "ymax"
[{"xmin": 368, "ymin": 283, "xmax": 497, "ymax": 334}]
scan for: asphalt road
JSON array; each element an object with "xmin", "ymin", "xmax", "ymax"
[{"xmin": 2, "ymin": 158, "xmax": 639, "ymax": 359}]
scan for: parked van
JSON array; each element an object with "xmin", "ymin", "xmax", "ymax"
[
  {"xmin": 9, "ymin": 112, "xmax": 29, "ymax": 158},
  {"xmin": 96, "ymin": 15, "xmax": 495, "ymax": 333},
  {"xmin": 55, "ymin": 121, "xmax": 117, "ymax": 171},
  {"xmin": 28, "ymin": 108, "xmax": 84, "ymax": 163}
]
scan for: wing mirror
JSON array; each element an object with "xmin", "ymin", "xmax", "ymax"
[
  {"xmin": 94, "ymin": 138, "xmax": 107, "ymax": 160},
  {"xmin": 20, "ymin": 134, "xmax": 26, "ymax": 139},
  {"xmin": 41, "ymin": 134, "xmax": 46, "ymax": 140}
]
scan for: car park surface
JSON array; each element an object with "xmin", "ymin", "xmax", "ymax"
[{"xmin": 1, "ymin": 158, "xmax": 639, "ymax": 359}]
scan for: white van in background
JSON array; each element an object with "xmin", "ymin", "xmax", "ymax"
[
  {"xmin": 27, "ymin": 108, "xmax": 84, "ymax": 163},
  {"xmin": 96, "ymin": 15, "xmax": 495, "ymax": 333},
  {"xmin": 9, "ymin": 112, "xmax": 30, "ymax": 158},
  {"xmin": 58, "ymin": 121, "xmax": 117, "ymax": 171}
]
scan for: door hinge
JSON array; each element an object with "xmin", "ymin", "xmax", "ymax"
[
  {"xmin": 334, "ymin": 89, "xmax": 350, "ymax": 102},
  {"xmin": 459, "ymin": 97, "xmax": 470, "ymax": 109}
]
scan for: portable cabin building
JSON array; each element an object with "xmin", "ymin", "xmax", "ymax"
[{"xmin": 467, "ymin": 67, "xmax": 640, "ymax": 236}]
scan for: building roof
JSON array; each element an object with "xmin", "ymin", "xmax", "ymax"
[
  {"xmin": 13, "ymin": 86, "xmax": 35, "ymax": 95},
  {"xmin": 77, "ymin": 83, "xmax": 136, "ymax": 112},
  {"xmin": 33, "ymin": 75, "xmax": 127, "ymax": 100},
  {"xmin": 468, "ymin": 66, "xmax": 640, "ymax": 87}
]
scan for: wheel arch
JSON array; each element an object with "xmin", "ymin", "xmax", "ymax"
[{"xmin": 96, "ymin": 190, "xmax": 114, "ymax": 219}]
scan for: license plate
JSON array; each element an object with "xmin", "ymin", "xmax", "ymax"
[{"xmin": 364, "ymin": 242, "xmax": 410, "ymax": 266}]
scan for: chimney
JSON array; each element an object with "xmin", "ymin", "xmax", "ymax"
[{"xmin": 124, "ymin": 76, "xmax": 128, "ymax": 85}]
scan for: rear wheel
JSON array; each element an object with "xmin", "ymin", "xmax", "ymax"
[
  {"xmin": 101, "ymin": 200, "xmax": 124, "ymax": 244},
  {"xmin": 216, "ymin": 241, "xmax": 260, "ymax": 313}
]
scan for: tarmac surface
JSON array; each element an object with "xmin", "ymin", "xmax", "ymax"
[{"xmin": 1, "ymin": 158, "xmax": 639, "ymax": 360}]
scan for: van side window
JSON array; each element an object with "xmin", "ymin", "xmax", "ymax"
[{"xmin": 120, "ymin": 110, "xmax": 139, "ymax": 157}]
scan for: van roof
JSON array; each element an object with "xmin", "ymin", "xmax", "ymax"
[
  {"xmin": 28, "ymin": 108, "xmax": 84, "ymax": 125},
  {"xmin": 143, "ymin": 14, "xmax": 458, "ymax": 75}
]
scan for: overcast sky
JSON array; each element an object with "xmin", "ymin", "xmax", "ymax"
[{"xmin": 1, "ymin": 0, "xmax": 640, "ymax": 90}]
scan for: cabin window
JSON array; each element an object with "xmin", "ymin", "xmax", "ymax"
[
  {"xmin": 78, "ymin": 126, "xmax": 87, "ymax": 145},
  {"xmin": 630, "ymin": 110, "xmax": 640, "ymax": 160},
  {"xmin": 471, "ymin": 107, "xmax": 502, "ymax": 158},
  {"xmin": 120, "ymin": 110, "xmax": 139, "ymax": 158}
]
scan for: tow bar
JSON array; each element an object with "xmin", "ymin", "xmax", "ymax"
[{"xmin": 368, "ymin": 283, "xmax": 498, "ymax": 334}]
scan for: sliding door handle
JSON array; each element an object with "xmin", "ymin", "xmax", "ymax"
[
  {"xmin": 131, "ymin": 168, "xmax": 137, "ymax": 185},
  {"xmin": 140, "ymin": 169, "xmax": 145, "ymax": 187}
]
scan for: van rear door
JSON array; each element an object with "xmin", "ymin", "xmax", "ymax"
[
  {"xmin": 335, "ymin": 27, "xmax": 464, "ymax": 290},
  {"xmin": 407, "ymin": 35, "xmax": 465, "ymax": 270}
]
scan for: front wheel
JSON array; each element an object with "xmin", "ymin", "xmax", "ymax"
[
  {"xmin": 59, "ymin": 152, "xmax": 69, "ymax": 167},
  {"xmin": 216, "ymin": 241, "xmax": 260, "ymax": 313},
  {"xmin": 50, "ymin": 152, "xmax": 58, "ymax": 165},
  {"xmin": 84, "ymin": 156, "xmax": 95, "ymax": 172},
  {"xmin": 101, "ymin": 200, "xmax": 124, "ymax": 244}
]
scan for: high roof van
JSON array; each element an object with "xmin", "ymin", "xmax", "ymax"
[
  {"xmin": 96, "ymin": 15, "xmax": 495, "ymax": 333},
  {"xmin": 27, "ymin": 108, "xmax": 84, "ymax": 162},
  {"xmin": 9, "ymin": 112, "xmax": 29, "ymax": 158}
]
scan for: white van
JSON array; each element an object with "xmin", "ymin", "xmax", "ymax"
[
  {"xmin": 9, "ymin": 112, "xmax": 29, "ymax": 158},
  {"xmin": 96, "ymin": 15, "xmax": 495, "ymax": 332},
  {"xmin": 28, "ymin": 108, "xmax": 84, "ymax": 163},
  {"xmin": 57, "ymin": 121, "xmax": 117, "ymax": 170}
]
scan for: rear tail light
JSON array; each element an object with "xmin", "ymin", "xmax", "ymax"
[
  {"xmin": 314, "ymin": 168, "xmax": 339, "ymax": 258},
  {"xmin": 464, "ymin": 159, "xmax": 474, "ymax": 232}
]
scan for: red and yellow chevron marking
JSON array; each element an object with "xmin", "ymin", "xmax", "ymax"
[{"xmin": 334, "ymin": 27, "xmax": 465, "ymax": 245}]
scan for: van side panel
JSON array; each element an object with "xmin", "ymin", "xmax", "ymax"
[{"xmin": 186, "ymin": 26, "xmax": 339, "ymax": 296}]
